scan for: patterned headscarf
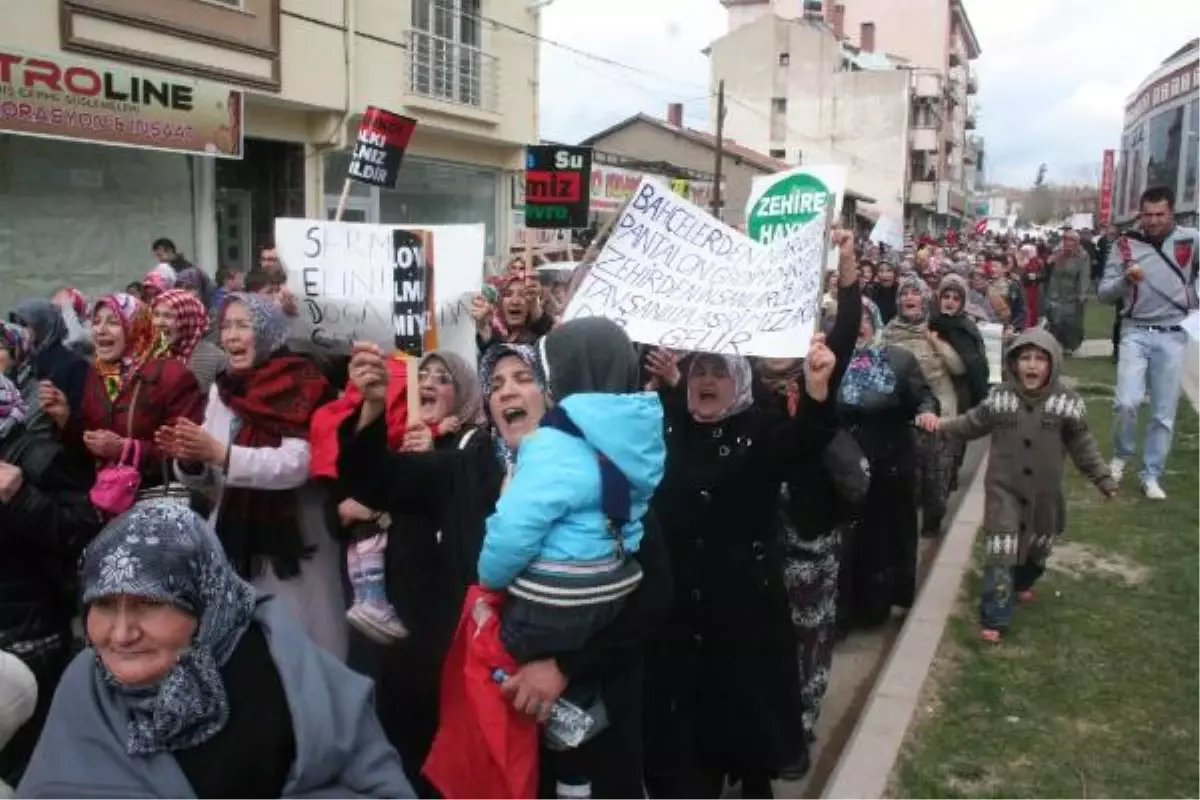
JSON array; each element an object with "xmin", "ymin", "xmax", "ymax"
[
  {"xmin": 895, "ymin": 273, "xmax": 932, "ymax": 324},
  {"xmin": 420, "ymin": 350, "xmax": 484, "ymax": 426},
  {"xmin": 839, "ymin": 296, "xmax": 896, "ymax": 407},
  {"xmin": 141, "ymin": 265, "xmax": 177, "ymax": 304},
  {"xmin": 0, "ymin": 375, "xmax": 29, "ymax": 440},
  {"xmin": 56, "ymin": 287, "xmax": 89, "ymax": 320},
  {"xmin": 0, "ymin": 322, "xmax": 30, "ymax": 378},
  {"xmin": 93, "ymin": 293, "xmax": 157, "ymax": 401},
  {"xmin": 80, "ymin": 500, "xmax": 257, "ymax": 756},
  {"xmin": 478, "ymin": 343, "xmax": 547, "ymax": 468},
  {"xmin": 220, "ymin": 293, "xmax": 289, "ymax": 369},
  {"xmin": 687, "ymin": 354, "xmax": 754, "ymax": 423},
  {"xmin": 152, "ymin": 289, "xmax": 209, "ymax": 363}
]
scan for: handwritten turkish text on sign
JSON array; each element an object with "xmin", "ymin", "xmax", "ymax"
[
  {"xmin": 563, "ymin": 178, "xmax": 826, "ymax": 358},
  {"xmin": 348, "ymin": 106, "xmax": 417, "ymax": 188},
  {"xmin": 277, "ymin": 220, "xmax": 483, "ymax": 365},
  {"xmin": 525, "ymin": 145, "xmax": 592, "ymax": 229}
]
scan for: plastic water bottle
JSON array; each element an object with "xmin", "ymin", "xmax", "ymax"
[
  {"xmin": 555, "ymin": 778, "xmax": 592, "ymax": 799},
  {"xmin": 491, "ymin": 668, "xmax": 599, "ymax": 750}
]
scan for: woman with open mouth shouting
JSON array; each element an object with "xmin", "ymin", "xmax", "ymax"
[
  {"xmin": 37, "ymin": 292, "xmax": 204, "ymax": 501},
  {"xmin": 309, "ymin": 347, "xmax": 484, "ymax": 794},
  {"xmin": 338, "ymin": 332, "xmax": 670, "ymax": 799},
  {"xmin": 471, "ymin": 272, "xmax": 554, "ymax": 355},
  {"xmin": 155, "ymin": 293, "xmax": 345, "ymax": 661},
  {"xmin": 641, "ymin": 339, "xmax": 839, "ymax": 799}
]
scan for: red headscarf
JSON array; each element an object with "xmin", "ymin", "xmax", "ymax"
[{"xmin": 152, "ymin": 289, "xmax": 208, "ymax": 363}]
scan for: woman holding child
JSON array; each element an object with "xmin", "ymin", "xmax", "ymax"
[{"xmin": 338, "ymin": 321, "xmax": 671, "ymax": 798}]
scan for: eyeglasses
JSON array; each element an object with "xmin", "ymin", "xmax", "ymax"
[{"xmin": 418, "ymin": 369, "xmax": 454, "ymax": 386}]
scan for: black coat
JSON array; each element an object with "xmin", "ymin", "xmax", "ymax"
[
  {"xmin": 930, "ymin": 312, "xmax": 990, "ymax": 409},
  {"xmin": 0, "ymin": 421, "xmax": 100, "ymax": 648},
  {"xmin": 644, "ymin": 390, "xmax": 836, "ymax": 789},
  {"xmin": 336, "ymin": 412, "xmax": 672, "ymax": 799}
]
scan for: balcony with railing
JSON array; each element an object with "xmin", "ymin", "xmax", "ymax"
[
  {"xmin": 911, "ymin": 126, "xmax": 939, "ymax": 153},
  {"xmin": 407, "ymin": 29, "xmax": 500, "ymax": 115}
]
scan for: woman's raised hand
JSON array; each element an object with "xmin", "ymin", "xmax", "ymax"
[
  {"xmin": 803, "ymin": 339, "xmax": 837, "ymax": 402},
  {"xmin": 350, "ymin": 342, "xmax": 389, "ymax": 430},
  {"xmin": 644, "ymin": 348, "xmax": 681, "ymax": 389}
]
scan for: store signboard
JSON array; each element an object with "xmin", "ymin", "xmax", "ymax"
[{"xmin": 0, "ymin": 47, "xmax": 243, "ymax": 158}]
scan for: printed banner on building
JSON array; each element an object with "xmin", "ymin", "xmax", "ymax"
[
  {"xmin": 563, "ymin": 177, "xmax": 826, "ymax": 358},
  {"xmin": 1099, "ymin": 149, "xmax": 1116, "ymax": 227},
  {"xmin": 744, "ymin": 165, "xmax": 847, "ymax": 245},
  {"xmin": 276, "ymin": 220, "xmax": 484, "ymax": 365},
  {"xmin": 525, "ymin": 145, "xmax": 593, "ymax": 228},
  {"xmin": 0, "ymin": 47, "xmax": 243, "ymax": 158},
  {"xmin": 348, "ymin": 107, "xmax": 417, "ymax": 188}
]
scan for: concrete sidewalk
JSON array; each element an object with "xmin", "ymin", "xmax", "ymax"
[{"xmin": 775, "ymin": 439, "xmax": 988, "ymax": 799}]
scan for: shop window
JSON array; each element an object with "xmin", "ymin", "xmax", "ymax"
[
  {"xmin": 1184, "ymin": 99, "xmax": 1199, "ymax": 204},
  {"xmin": 323, "ymin": 152, "xmax": 499, "ymax": 256},
  {"xmin": 409, "ymin": 0, "xmax": 496, "ymax": 111},
  {"xmin": 1145, "ymin": 105, "xmax": 1184, "ymax": 195}
]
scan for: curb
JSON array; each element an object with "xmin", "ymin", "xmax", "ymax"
[{"xmin": 821, "ymin": 454, "xmax": 988, "ymax": 799}]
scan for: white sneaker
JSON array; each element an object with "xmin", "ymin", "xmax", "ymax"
[
  {"xmin": 1109, "ymin": 458, "xmax": 1126, "ymax": 483},
  {"xmin": 1142, "ymin": 480, "xmax": 1167, "ymax": 500}
]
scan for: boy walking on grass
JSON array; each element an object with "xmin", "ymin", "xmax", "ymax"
[{"xmin": 934, "ymin": 328, "xmax": 1117, "ymax": 641}]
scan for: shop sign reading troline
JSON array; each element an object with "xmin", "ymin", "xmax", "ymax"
[
  {"xmin": 0, "ymin": 47, "xmax": 243, "ymax": 158},
  {"xmin": 745, "ymin": 165, "xmax": 847, "ymax": 245}
]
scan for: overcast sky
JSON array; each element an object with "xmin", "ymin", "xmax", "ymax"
[{"xmin": 536, "ymin": 0, "xmax": 1198, "ymax": 188}]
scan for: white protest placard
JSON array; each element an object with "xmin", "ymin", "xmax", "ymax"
[
  {"xmin": 276, "ymin": 220, "xmax": 484, "ymax": 365},
  {"xmin": 563, "ymin": 177, "xmax": 826, "ymax": 358},
  {"xmin": 869, "ymin": 212, "xmax": 905, "ymax": 250},
  {"xmin": 979, "ymin": 322, "xmax": 1005, "ymax": 384}
]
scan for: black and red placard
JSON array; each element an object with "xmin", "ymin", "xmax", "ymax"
[
  {"xmin": 524, "ymin": 145, "xmax": 592, "ymax": 229},
  {"xmin": 348, "ymin": 107, "xmax": 417, "ymax": 188}
]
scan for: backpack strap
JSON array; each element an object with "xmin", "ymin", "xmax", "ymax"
[{"xmin": 540, "ymin": 405, "xmax": 633, "ymax": 557}]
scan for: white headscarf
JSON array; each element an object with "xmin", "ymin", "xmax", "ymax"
[{"xmin": 687, "ymin": 353, "xmax": 754, "ymax": 423}]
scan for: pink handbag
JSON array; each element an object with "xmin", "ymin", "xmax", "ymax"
[
  {"xmin": 90, "ymin": 439, "xmax": 142, "ymax": 516},
  {"xmin": 89, "ymin": 380, "xmax": 144, "ymax": 517}
]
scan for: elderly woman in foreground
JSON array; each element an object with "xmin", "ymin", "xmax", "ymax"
[{"xmin": 18, "ymin": 501, "xmax": 413, "ymax": 800}]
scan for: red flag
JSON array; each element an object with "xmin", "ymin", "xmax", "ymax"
[{"xmin": 973, "ymin": 218, "xmax": 988, "ymax": 235}]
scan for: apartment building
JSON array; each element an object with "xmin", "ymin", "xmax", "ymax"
[
  {"xmin": 713, "ymin": 0, "xmax": 980, "ymax": 232},
  {"xmin": 0, "ymin": 0, "xmax": 538, "ymax": 310}
]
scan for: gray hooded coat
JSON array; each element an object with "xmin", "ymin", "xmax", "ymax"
[{"xmin": 939, "ymin": 327, "xmax": 1114, "ymax": 565}]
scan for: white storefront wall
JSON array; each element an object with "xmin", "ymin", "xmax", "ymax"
[{"xmin": 0, "ymin": 134, "xmax": 195, "ymax": 313}]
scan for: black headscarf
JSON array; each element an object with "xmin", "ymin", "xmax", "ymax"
[
  {"xmin": 930, "ymin": 274, "xmax": 990, "ymax": 408},
  {"xmin": 538, "ymin": 317, "xmax": 640, "ymax": 400}
]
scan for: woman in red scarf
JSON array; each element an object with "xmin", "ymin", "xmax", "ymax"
[
  {"xmin": 39, "ymin": 292, "xmax": 204, "ymax": 496},
  {"xmin": 156, "ymin": 293, "xmax": 346, "ymax": 659},
  {"xmin": 152, "ymin": 289, "xmax": 228, "ymax": 394},
  {"xmin": 1017, "ymin": 244, "xmax": 1045, "ymax": 328}
]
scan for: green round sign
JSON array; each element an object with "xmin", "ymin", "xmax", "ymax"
[{"xmin": 747, "ymin": 173, "xmax": 831, "ymax": 244}]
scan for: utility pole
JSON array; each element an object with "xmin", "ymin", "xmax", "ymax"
[{"xmin": 711, "ymin": 79, "xmax": 726, "ymax": 219}]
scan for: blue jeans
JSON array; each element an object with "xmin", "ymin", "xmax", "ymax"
[
  {"xmin": 979, "ymin": 560, "xmax": 1046, "ymax": 630},
  {"xmin": 1114, "ymin": 325, "xmax": 1188, "ymax": 483}
]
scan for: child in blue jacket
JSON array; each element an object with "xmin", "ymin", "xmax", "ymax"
[{"xmin": 479, "ymin": 318, "xmax": 665, "ymax": 663}]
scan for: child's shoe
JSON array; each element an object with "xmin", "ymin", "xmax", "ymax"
[
  {"xmin": 346, "ymin": 527, "xmax": 407, "ymax": 644},
  {"xmin": 347, "ymin": 601, "xmax": 408, "ymax": 644},
  {"xmin": 980, "ymin": 627, "xmax": 1002, "ymax": 643}
]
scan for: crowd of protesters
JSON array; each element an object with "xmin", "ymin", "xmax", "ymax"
[{"xmin": 0, "ymin": 184, "xmax": 1192, "ymax": 799}]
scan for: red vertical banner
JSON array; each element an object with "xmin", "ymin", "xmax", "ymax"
[{"xmin": 1099, "ymin": 149, "xmax": 1116, "ymax": 227}]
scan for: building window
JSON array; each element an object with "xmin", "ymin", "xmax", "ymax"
[
  {"xmin": 1184, "ymin": 99, "xmax": 1198, "ymax": 204},
  {"xmin": 778, "ymin": 53, "xmax": 790, "ymax": 66},
  {"xmin": 409, "ymin": 0, "xmax": 496, "ymax": 111},
  {"xmin": 1145, "ymin": 105, "xmax": 1184, "ymax": 196},
  {"xmin": 771, "ymin": 97, "xmax": 787, "ymax": 113},
  {"xmin": 769, "ymin": 148, "xmax": 786, "ymax": 159}
]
